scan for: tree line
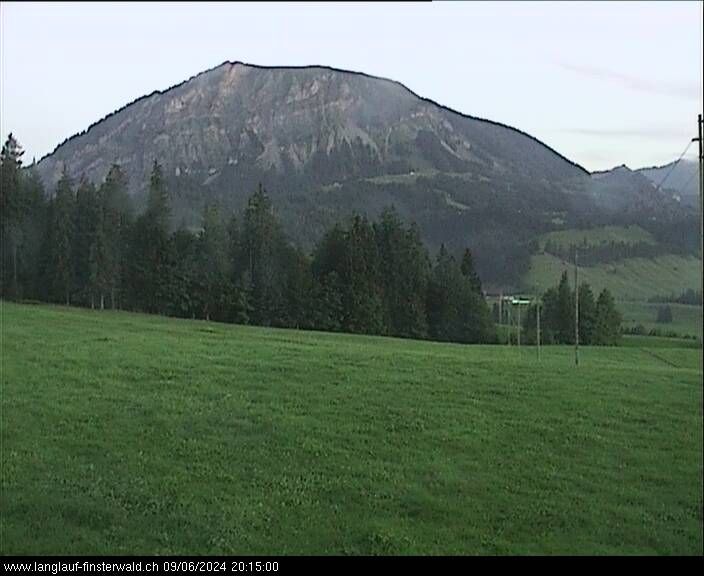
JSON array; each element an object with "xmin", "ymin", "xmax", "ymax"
[
  {"xmin": 1, "ymin": 134, "xmax": 496, "ymax": 345},
  {"xmin": 520, "ymin": 272, "xmax": 622, "ymax": 345},
  {"xmin": 542, "ymin": 238, "xmax": 672, "ymax": 266},
  {"xmin": 648, "ymin": 288, "xmax": 701, "ymax": 306}
]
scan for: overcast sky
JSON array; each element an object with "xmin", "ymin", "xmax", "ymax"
[{"xmin": 1, "ymin": 1, "xmax": 702, "ymax": 172}]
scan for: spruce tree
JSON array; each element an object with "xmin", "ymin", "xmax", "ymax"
[
  {"xmin": 311, "ymin": 224, "xmax": 347, "ymax": 331},
  {"xmin": 426, "ymin": 244, "xmax": 458, "ymax": 341},
  {"xmin": 540, "ymin": 287, "xmax": 560, "ymax": 344},
  {"xmin": 577, "ymin": 282, "xmax": 596, "ymax": 345},
  {"xmin": 374, "ymin": 208, "xmax": 429, "ymax": 338},
  {"xmin": 556, "ymin": 271, "xmax": 575, "ymax": 344},
  {"xmin": 100, "ymin": 164, "xmax": 132, "ymax": 308},
  {"xmin": 0, "ymin": 134, "xmax": 25, "ymax": 298},
  {"xmin": 238, "ymin": 184, "xmax": 283, "ymax": 325},
  {"xmin": 593, "ymin": 289, "xmax": 622, "ymax": 345},
  {"xmin": 49, "ymin": 170, "xmax": 76, "ymax": 305},
  {"xmin": 427, "ymin": 245, "xmax": 494, "ymax": 344},
  {"xmin": 198, "ymin": 203, "xmax": 230, "ymax": 321},
  {"xmin": 170, "ymin": 227, "xmax": 201, "ymax": 318},
  {"xmin": 281, "ymin": 245, "xmax": 312, "ymax": 329},
  {"xmin": 226, "ymin": 213, "xmax": 252, "ymax": 325},
  {"xmin": 73, "ymin": 177, "xmax": 100, "ymax": 306},
  {"xmin": 146, "ymin": 160, "xmax": 169, "ymax": 232},
  {"xmin": 343, "ymin": 215, "xmax": 383, "ymax": 334},
  {"xmin": 126, "ymin": 161, "xmax": 172, "ymax": 313},
  {"xmin": 656, "ymin": 305, "xmax": 673, "ymax": 324},
  {"xmin": 460, "ymin": 248, "xmax": 482, "ymax": 295},
  {"xmin": 16, "ymin": 168, "xmax": 47, "ymax": 300}
]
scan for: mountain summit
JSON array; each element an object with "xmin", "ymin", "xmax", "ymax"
[
  {"xmin": 32, "ymin": 61, "xmax": 687, "ymax": 284},
  {"xmin": 36, "ymin": 61, "xmax": 589, "ymax": 188}
]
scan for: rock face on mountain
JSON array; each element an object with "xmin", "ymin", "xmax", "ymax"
[
  {"xmin": 36, "ymin": 61, "xmax": 588, "ymax": 192},
  {"xmin": 32, "ymin": 61, "xmax": 691, "ymax": 285}
]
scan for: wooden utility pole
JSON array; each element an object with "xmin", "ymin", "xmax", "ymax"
[
  {"xmin": 695, "ymin": 114, "xmax": 703, "ymax": 378},
  {"xmin": 507, "ymin": 298, "xmax": 511, "ymax": 347},
  {"xmin": 698, "ymin": 115, "xmax": 703, "ymax": 325},
  {"xmin": 517, "ymin": 301, "xmax": 521, "ymax": 350},
  {"xmin": 536, "ymin": 299, "xmax": 541, "ymax": 361},
  {"xmin": 574, "ymin": 248, "xmax": 579, "ymax": 366},
  {"xmin": 499, "ymin": 291, "xmax": 504, "ymax": 343}
]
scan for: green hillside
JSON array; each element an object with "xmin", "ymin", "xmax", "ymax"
[
  {"xmin": 524, "ymin": 253, "xmax": 701, "ymax": 302},
  {"xmin": 539, "ymin": 225, "xmax": 656, "ymax": 250},
  {"xmin": 1, "ymin": 302, "xmax": 701, "ymax": 555}
]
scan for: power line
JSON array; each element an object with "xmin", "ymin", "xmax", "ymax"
[
  {"xmin": 651, "ymin": 140, "xmax": 694, "ymax": 194},
  {"xmin": 673, "ymin": 168, "xmax": 699, "ymax": 196}
]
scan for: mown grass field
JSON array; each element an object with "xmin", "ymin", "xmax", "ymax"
[
  {"xmin": 1, "ymin": 302, "xmax": 702, "ymax": 555},
  {"xmin": 525, "ymin": 253, "xmax": 701, "ymax": 302}
]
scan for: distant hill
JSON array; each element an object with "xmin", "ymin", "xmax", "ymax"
[
  {"xmin": 31, "ymin": 61, "xmax": 695, "ymax": 285},
  {"xmin": 636, "ymin": 159, "xmax": 699, "ymax": 208},
  {"xmin": 587, "ymin": 164, "xmax": 679, "ymax": 214}
]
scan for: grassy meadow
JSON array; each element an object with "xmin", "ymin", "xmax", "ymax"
[
  {"xmin": 619, "ymin": 301, "xmax": 703, "ymax": 339},
  {"xmin": 1, "ymin": 302, "xmax": 702, "ymax": 555}
]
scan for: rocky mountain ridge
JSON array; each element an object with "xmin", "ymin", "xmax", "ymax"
[{"xmin": 30, "ymin": 61, "xmax": 695, "ymax": 285}]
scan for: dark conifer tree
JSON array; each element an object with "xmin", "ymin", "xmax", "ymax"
[
  {"xmin": 311, "ymin": 225, "xmax": 347, "ymax": 331},
  {"xmin": 146, "ymin": 160, "xmax": 170, "ymax": 231},
  {"xmin": 460, "ymin": 248, "xmax": 482, "ymax": 295},
  {"xmin": 125, "ymin": 161, "xmax": 172, "ymax": 313},
  {"xmin": 374, "ymin": 207, "xmax": 429, "ymax": 338},
  {"xmin": 0, "ymin": 134, "xmax": 25, "ymax": 298},
  {"xmin": 281, "ymin": 245, "xmax": 312, "ymax": 329},
  {"xmin": 577, "ymin": 282, "xmax": 596, "ymax": 345},
  {"xmin": 426, "ymin": 244, "xmax": 458, "ymax": 341},
  {"xmin": 656, "ymin": 305, "xmax": 673, "ymax": 324},
  {"xmin": 226, "ymin": 213, "xmax": 251, "ymax": 324},
  {"xmin": 99, "ymin": 164, "xmax": 132, "ymax": 308},
  {"xmin": 237, "ymin": 184, "xmax": 285, "ymax": 325},
  {"xmin": 426, "ymin": 245, "xmax": 494, "ymax": 344},
  {"xmin": 539, "ymin": 287, "xmax": 560, "ymax": 344},
  {"xmin": 198, "ymin": 203, "xmax": 230, "ymax": 321},
  {"xmin": 13, "ymin": 166, "xmax": 47, "ymax": 300},
  {"xmin": 556, "ymin": 271, "xmax": 575, "ymax": 344},
  {"xmin": 169, "ymin": 227, "xmax": 201, "ymax": 318},
  {"xmin": 342, "ymin": 215, "xmax": 384, "ymax": 334},
  {"xmin": 309, "ymin": 270, "xmax": 344, "ymax": 332},
  {"xmin": 593, "ymin": 289, "xmax": 622, "ymax": 345},
  {"xmin": 73, "ymin": 177, "xmax": 100, "ymax": 307},
  {"xmin": 47, "ymin": 170, "xmax": 76, "ymax": 305}
]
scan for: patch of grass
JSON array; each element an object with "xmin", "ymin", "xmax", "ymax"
[
  {"xmin": 525, "ymin": 253, "xmax": 701, "ymax": 302},
  {"xmin": 1, "ymin": 302, "xmax": 702, "ymax": 555}
]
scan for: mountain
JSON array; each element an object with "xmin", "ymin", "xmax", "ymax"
[
  {"xmin": 637, "ymin": 159, "xmax": 699, "ymax": 208},
  {"xmin": 587, "ymin": 164, "xmax": 681, "ymax": 214},
  {"xmin": 31, "ymin": 61, "xmax": 692, "ymax": 285}
]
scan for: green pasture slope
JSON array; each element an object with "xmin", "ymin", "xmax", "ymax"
[
  {"xmin": 524, "ymin": 225, "xmax": 702, "ymax": 336},
  {"xmin": 525, "ymin": 253, "xmax": 701, "ymax": 302},
  {"xmin": 1, "ymin": 302, "xmax": 702, "ymax": 555},
  {"xmin": 620, "ymin": 302, "xmax": 703, "ymax": 339},
  {"xmin": 539, "ymin": 225, "xmax": 657, "ymax": 250}
]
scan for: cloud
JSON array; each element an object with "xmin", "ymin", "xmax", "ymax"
[{"xmin": 558, "ymin": 62, "xmax": 701, "ymax": 100}]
